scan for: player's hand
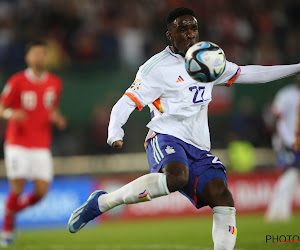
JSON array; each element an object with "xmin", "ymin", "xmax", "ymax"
[
  {"xmin": 55, "ymin": 115, "xmax": 67, "ymax": 130},
  {"xmin": 112, "ymin": 140, "xmax": 123, "ymax": 149},
  {"xmin": 293, "ymin": 136, "xmax": 300, "ymax": 152},
  {"xmin": 11, "ymin": 110, "xmax": 27, "ymax": 121},
  {"xmin": 51, "ymin": 112, "xmax": 67, "ymax": 130}
]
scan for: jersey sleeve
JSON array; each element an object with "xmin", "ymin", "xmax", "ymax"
[
  {"xmin": 214, "ymin": 61, "xmax": 241, "ymax": 87},
  {"xmin": 107, "ymin": 95, "xmax": 136, "ymax": 146},
  {"xmin": 124, "ymin": 69, "xmax": 163, "ymax": 111},
  {"xmin": 0, "ymin": 75, "xmax": 19, "ymax": 107},
  {"xmin": 235, "ymin": 63, "xmax": 300, "ymax": 84}
]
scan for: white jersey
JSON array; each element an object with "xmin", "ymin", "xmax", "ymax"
[
  {"xmin": 272, "ymin": 84, "xmax": 300, "ymax": 148},
  {"xmin": 107, "ymin": 46, "xmax": 299, "ymax": 148},
  {"xmin": 124, "ymin": 46, "xmax": 241, "ymax": 150}
]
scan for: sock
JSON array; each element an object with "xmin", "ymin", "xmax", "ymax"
[
  {"xmin": 98, "ymin": 173, "xmax": 170, "ymax": 212},
  {"xmin": 212, "ymin": 206, "xmax": 237, "ymax": 250},
  {"xmin": 265, "ymin": 167, "xmax": 299, "ymax": 221},
  {"xmin": 16, "ymin": 193, "xmax": 41, "ymax": 212},
  {"xmin": 2, "ymin": 193, "xmax": 19, "ymax": 232}
]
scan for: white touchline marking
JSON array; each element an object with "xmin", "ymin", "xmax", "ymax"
[{"xmin": 23, "ymin": 244, "xmax": 247, "ymax": 250}]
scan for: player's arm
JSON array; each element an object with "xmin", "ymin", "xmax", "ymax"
[
  {"xmin": 0, "ymin": 76, "xmax": 26, "ymax": 121},
  {"xmin": 50, "ymin": 77, "xmax": 67, "ymax": 130},
  {"xmin": 235, "ymin": 63, "xmax": 300, "ymax": 84},
  {"xmin": 108, "ymin": 70, "xmax": 163, "ymax": 149},
  {"xmin": 0, "ymin": 102, "xmax": 26, "ymax": 121},
  {"xmin": 50, "ymin": 108, "xmax": 67, "ymax": 130},
  {"xmin": 107, "ymin": 95, "xmax": 137, "ymax": 149},
  {"xmin": 0, "ymin": 102, "xmax": 12, "ymax": 120}
]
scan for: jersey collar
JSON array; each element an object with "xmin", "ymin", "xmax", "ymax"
[
  {"xmin": 25, "ymin": 68, "xmax": 49, "ymax": 83},
  {"xmin": 165, "ymin": 46, "xmax": 183, "ymax": 60}
]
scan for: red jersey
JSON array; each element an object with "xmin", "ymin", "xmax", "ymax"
[{"xmin": 0, "ymin": 69, "xmax": 62, "ymax": 149}]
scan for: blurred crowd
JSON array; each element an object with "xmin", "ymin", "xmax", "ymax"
[
  {"xmin": 0, "ymin": 0, "xmax": 299, "ymax": 156},
  {"xmin": 0, "ymin": 0, "xmax": 299, "ymax": 73}
]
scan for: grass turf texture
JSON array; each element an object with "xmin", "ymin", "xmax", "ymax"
[{"xmin": 7, "ymin": 213, "xmax": 300, "ymax": 250}]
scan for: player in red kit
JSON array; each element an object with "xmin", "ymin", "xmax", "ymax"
[{"xmin": 0, "ymin": 40, "xmax": 66, "ymax": 246}]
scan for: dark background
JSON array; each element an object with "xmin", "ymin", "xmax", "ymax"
[{"xmin": 0, "ymin": 0, "xmax": 299, "ymax": 156}]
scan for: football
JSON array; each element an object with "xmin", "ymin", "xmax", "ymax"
[{"xmin": 185, "ymin": 41, "xmax": 226, "ymax": 82}]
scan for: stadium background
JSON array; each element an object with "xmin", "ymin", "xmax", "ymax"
[{"xmin": 0, "ymin": 0, "xmax": 299, "ymax": 249}]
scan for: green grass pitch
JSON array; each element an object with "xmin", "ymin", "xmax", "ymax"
[{"xmin": 8, "ymin": 213, "xmax": 300, "ymax": 250}]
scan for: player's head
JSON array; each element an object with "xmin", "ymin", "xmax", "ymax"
[
  {"xmin": 166, "ymin": 7, "xmax": 199, "ymax": 56},
  {"xmin": 25, "ymin": 39, "xmax": 48, "ymax": 71}
]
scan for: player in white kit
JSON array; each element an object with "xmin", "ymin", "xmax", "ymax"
[
  {"xmin": 69, "ymin": 8, "xmax": 300, "ymax": 249},
  {"xmin": 265, "ymin": 75, "xmax": 300, "ymax": 222}
]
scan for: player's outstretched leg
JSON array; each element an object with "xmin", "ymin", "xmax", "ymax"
[
  {"xmin": 68, "ymin": 173, "xmax": 170, "ymax": 233},
  {"xmin": 68, "ymin": 190, "xmax": 107, "ymax": 233}
]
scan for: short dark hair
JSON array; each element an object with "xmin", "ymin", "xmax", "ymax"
[
  {"xmin": 166, "ymin": 7, "xmax": 196, "ymax": 29},
  {"xmin": 25, "ymin": 39, "xmax": 47, "ymax": 54}
]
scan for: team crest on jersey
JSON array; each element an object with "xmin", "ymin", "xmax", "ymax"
[
  {"xmin": 130, "ymin": 79, "xmax": 141, "ymax": 91},
  {"xmin": 165, "ymin": 145, "xmax": 175, "ymax": 154}
]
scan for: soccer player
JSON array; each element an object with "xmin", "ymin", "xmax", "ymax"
[
  {"xmin": 265, "ymin": 75, "xmax": 300, "ymax": 222},
  {"xmin": 0, "ymin": 40, "xmax": 66, "ymax": 246},
  {"xmin": 68, "ymin": 8, "xmax": 300, "ymax": 250}
]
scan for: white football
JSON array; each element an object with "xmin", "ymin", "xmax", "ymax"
[{"xmin": 185, "ymin": 41, "xmax": 226, "ymax": 82}]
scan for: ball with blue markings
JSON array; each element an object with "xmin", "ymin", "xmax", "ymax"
[{"xmin": 185, "ymin": 41, "xmax": 226, "ymax": 82}]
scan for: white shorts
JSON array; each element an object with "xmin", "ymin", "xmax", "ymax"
[{"xmin": 4, "ymin": 145, "xmax": 53, "ymax": 182}]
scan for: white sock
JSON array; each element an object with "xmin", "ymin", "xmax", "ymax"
[
  {"xmin": 265, "ymin": 167, "xmax": 299, "ymax": 221},
  {"xmin": 98, "ymin": 173, "xmax": 170, "ymax": 212},
  {"xmin": 212, "ymin": 206, "xmax": 237, "ymax": 250}
]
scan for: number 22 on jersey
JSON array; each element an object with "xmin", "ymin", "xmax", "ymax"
[{"xmin": 189, "ymin": 86, "xmax": 209, "ymax": 104}]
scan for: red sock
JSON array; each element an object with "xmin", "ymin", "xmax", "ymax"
[
  {"xmin": 16, "ymin": 193, "xmax": 41, "ymax": 212},
  {"xmin": 2, "ymin": 193, "xmax": 19, "ymax": 232}
]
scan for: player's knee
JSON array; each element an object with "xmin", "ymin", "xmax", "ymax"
[
  {"xmin": 10, "ymin": 179, "xmax": 26, "ymax": 195},
  {"xmin": 203, "ymin": 178, "xmax": 234, "ymax": 208},
  {"xmin": 164, "ymin": 162, "xmax": 189, "ymax": 192},
  {"xmin": 169, "ymin": 172, "xmax": 189, "ymax": 191},
  {"xmin": 166, "ymin": 173, "xmax": 189, "ymax": 192},
  {"xmin": 34, "ymin": 187, "xmax": 48, "ymax": 199},
  {"xmin": 34, "ymin": 180, "xmax": 49, "ymax": 198}
]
